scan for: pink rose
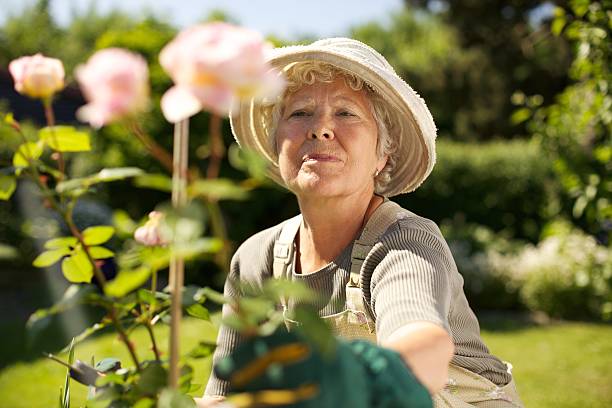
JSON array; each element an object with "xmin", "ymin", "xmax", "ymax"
[
  {"xmin": 8, "ymin": 54, "xmax": 65, "ymax": 99},
  {"xmin": 159, "ymin": 22, "xmax": 285, "ymax": 122},
  {"xmin": 75, "ymin": 48, "xmax": 149, "ymax": 128},
  {"xmin": 134, "ymin": 211, "xmax": 167, "ymax": 246}
]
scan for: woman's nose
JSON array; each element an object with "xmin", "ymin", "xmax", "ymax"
[
  {"xmin": 309, "ymin": 128, "xmax": 334, "ymax": 140},
  {"xmin": 309, "ymin": 115, "xmax": 335, "ymax": 140}
]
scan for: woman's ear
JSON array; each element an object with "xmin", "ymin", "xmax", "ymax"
[{"xmin": 376, "ymin": 154, "xmax": 389, "ymax": 174}]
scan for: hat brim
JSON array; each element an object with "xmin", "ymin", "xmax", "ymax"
[{"xmin": 230, "ymin": 39, "xmax": 436, "ymax": 197}]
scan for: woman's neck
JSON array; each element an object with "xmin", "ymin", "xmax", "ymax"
[{"xmin": 296, "ymin": 191, "xmax": 383, "ymax": 274}]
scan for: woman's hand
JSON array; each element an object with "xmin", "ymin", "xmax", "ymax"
[{"xmin": 213, "ymin": 329, "xmax": 432, "ymax": 408}]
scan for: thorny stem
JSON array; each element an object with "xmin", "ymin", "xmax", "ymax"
[
  {"xmin": 14, "ymin": 130, "xmax": 141, "ymax": 370},
  {"xmin": 130, "ymin": 121, "xmax": 175, "ymax": 174},
  {"xmin": 146, "ymin": 322, "xmax": 161, "ymax": 361},
  {"xmin": 63, "ymin": 203, "xmax": 141, "ymax": 370},
  {"xmin": 145, "ymin": 268, "xmax": 161, "ymax": 360},
  {"xmin": 43, "ymin": 98, "xmax": 65, "ymax": 182},
  {"xmin": 205, "ymin": 115, "xmax": 231, "ymax": 270},
  {"xmin": 207, "ymin": 201, "xmax": 231, "ymax": 270},
  {"xmin": 206, "ymin": 115, "xmax": 225, "ymax": 179}
]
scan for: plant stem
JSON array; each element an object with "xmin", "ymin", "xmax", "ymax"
[
  {"xmin": 43, "ymin": 98, "xmax": 65, "ymax": 181},
  {"xmin": 204, "ymin": 114, "xmax": 231, "ymax": 269},
  {"xmin": 206, "ymin": 115, "xmax": 224, "ymax": 179},
  {"xmin": 168, "ymin": 118, "xmax": 189, "ymax": 388},
  {"xmin": 207, "ymin": 201, "xmax": 231, "ymax": 270},
  {"xmin": 146, "ymin": 322, "xmax": 161, "ymax": 361},
  {"xmin": 17, "ymin": 159, "xmax": 140, "ymax": 370},
  {"xmin": 61, "ymin": 203, "xmax": 141, "ymax": 370},
  {"xmin": 130, "ymin": 121, "xmax": 175, "ymax": 174},
  {"xmin": 146, "ymin": 268, "xmax": 161, "ymax": 360}
]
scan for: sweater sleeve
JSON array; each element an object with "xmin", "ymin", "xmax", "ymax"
[
  {"xmin": 367, "ymin": 219, "xmax": 453, "ymax": 342},
  {"xmin": 203, "ymin": 252, "xmax": 244, "ymax": 396}
]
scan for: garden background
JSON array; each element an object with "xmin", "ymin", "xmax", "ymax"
[{"xmin": 0, "ymin": 0, "xmax": 610, "ymax": 407}]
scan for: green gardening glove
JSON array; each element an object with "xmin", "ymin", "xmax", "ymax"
[{"xmin": 214, "ymin": 329, "xmax": 432, "ymax": 408}]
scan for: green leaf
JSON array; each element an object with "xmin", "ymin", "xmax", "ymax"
[
  {"xmin": 263, "ymin": 279, "xmax": 319, "ymax": 304},
  {"xmin": 136, "ymin": 362, "xmax": 167, "ymax": 395},
  {"xmin": 157, "ymin": 388, "xmax": 195, "ymax": 408},
  {"xmin": 228, "ymin": 143, "xmax": 270, "ymax": 180},
  {"xmin": 4, "ymin": 112, "xmax": 16, "ymax": 126},
  {"xmin": 95, "ymin": 372, "xmax": 127, "ymax": 387},
  {"xmin": 89, "ymin": 246, "xmax": 114, "ymax": 259},
  {"xmin": 82, "ymin": 226, "xmax": 114, "ymax": 246},
  {"xmin": 27, "ymin": 285, "xmax": 96, "ymax": 331},
  {"xmin": 56, "ymin": 167, "xmax": 144, "ymax": 193},
  {"xmin": 0, "ymin": 243, "xmax": 18, "ymax": 260},
  {"xmin": 95, "ymin": 167, "xmax": 144, "ymax": 182},
  {"xmin": 238, "ymin": 297, "xmax": 274, "ymax": 322},
  {"xmin": 188, "ymin": 178, "xmax": 250, "ymax": 201},
  {"xmin": 0, "ymin": 175, "xmax": 16, "ymax": 200},
  {"xmin": 60, "ymin": 323, "xmax": 109, "ymax": 353},
  {"xmin": 13, "ymin": 142, "xmax": 43, "ymax": 167},
  {"xmin": 104, "ymin": 266, "xmax": 151, "ymax": 298},
  {"xmin": 185, "ymin": 304, "xmax": 210, "ymax": 321},
  {"xmin": 179, "ymin": 364, "xmax": 194, "ymax": 394},
  {"xmin": 294, "ymin": 306, "xmax": 336, "ymax": 357},
  {"xmin": 62, "ymin": 249, "xmax": 94, "ymax": 283},
  {"xmin": 551, "ymin": 16, "xmax": 566, "ymax": 36},
  {"xmin": 173, "ymin": 238, "xmax": 224, "ymax": 259},
  {"xmin": 33, "ymin": 247, "xmax": 71, "ymax": 267},
  {"xmin": 199, "ymin": 287, "xmax": 227, "ymax": 305},
  {"xmin": 40, "ymin": 126, "xmax": 91, "ymax": 152},
  {"xmin": 510, "ymin": 108, "xmax": 531, "ymax": 125},
  {"xmin": 113, "ymin": 209, "xmax": 137, "ymax": 236},
  {"xmin": 133, "ymin": 173, "xmax": 172, "ymax": 192},
  {"xmin": 186, "ymin": 341, "xmax": 216, "ymax": 359},
  {"xmin": 132, "ymin": 398, "xmax": 155, "ymax": 408},
  {"xmin": 137, "ymin": 288, "xmax": 157, "ymax": 305},
  {"xmin": 45, "ymin": 237, "xmax": 78, "ymax": 250}
]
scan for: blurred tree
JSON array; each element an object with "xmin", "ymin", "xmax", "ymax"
[
  {"xmin": 0, "ymin": 0, "xmax": 60, "ymax": 65},
  {"xmin": 360, "ymin": 1, "xmax": 572, "ymax": 140},
  {"xmin": 526, "ymin": 0, "xmax": 611, "ymax": 243}
]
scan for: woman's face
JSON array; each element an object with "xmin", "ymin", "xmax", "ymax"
[{"xmin": 275, "ymin": 77, "xmax": 386, "ymax": 199}]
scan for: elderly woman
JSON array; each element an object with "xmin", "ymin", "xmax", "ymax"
[{"xmin": 199, "ymin": 38, "xmax": 523, "ymax": 407}]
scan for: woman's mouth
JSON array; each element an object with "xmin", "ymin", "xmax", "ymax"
[{"xmin": 302, "ymin": 153, "xmax": 341, "ymax": 163}]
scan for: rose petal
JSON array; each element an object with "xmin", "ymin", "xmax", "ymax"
[{"xmin": 161, "ymin": 86, "xmax": 202, "ymax": 123}]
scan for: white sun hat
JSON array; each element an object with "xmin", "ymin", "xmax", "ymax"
[{"xmin": 230, "ymin": 37, "xmax": 437, "ymax": 197}]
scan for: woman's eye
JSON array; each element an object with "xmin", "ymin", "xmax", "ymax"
[
  {"xmin": 289, "ymin": 110, "xmax": 310, "ymax": 117},
  {"xmin": 338, "ymin": 110, "xmax": 355, "ymax": 117}
]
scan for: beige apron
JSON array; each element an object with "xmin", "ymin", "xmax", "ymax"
[{"xmin": 272, "ymin": 201, "xmax": 524, "ymax": 408}]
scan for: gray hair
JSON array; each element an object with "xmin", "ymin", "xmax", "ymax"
[{"xmin": 261, "ymin": 61, "xmax": 399, "ymax": 194}]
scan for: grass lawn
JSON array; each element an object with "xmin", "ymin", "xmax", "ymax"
[{"xmin": 0, "ymin": 315, "xmax": 610, "ymax": 407}]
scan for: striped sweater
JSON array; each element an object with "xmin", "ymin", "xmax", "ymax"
[{"xmin": 204, "ymin": 210, "xmax": 512, "ymax": 396}]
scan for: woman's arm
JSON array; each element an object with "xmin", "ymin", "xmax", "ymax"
[{"xmin": 382, "ymin": 321, "xmax": 454, "ymax": 394}]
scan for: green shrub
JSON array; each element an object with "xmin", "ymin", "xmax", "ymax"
[
  {"xmin": 514, "ymin": 226, "xmax": 612, "ymax": 321},
  {"xmin": 442, "ymin": 217, "xmax": 611, "ymax": 321},
  {"xmin": 396, "ymin": 139, "xmax": 559, "ymax": 243}
]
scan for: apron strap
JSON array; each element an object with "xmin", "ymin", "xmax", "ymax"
[
  {"xmin": 348, "ymin": 199, "xmax": 410, "ymax": 285},
  {"xmin": 347, "ymin": 199, "xmax": 414, "ymax": 324},
  {"xmin": 272, "ymin": 215, "xmax": 302, "ymax": 309}
]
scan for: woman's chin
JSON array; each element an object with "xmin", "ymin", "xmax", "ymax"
[{"xmin": 290, "ymin": 174, "xmax": 351, "ymax": 198}]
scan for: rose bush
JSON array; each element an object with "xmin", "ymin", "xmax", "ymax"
[{"xmin": 1, "ymin": 22, "xmax": 295, "ymax": 408}]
